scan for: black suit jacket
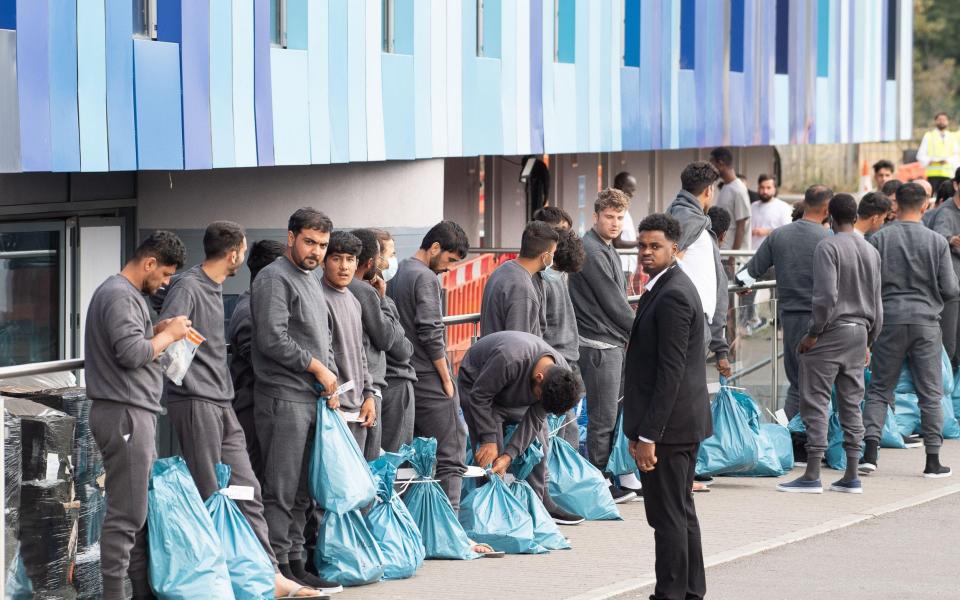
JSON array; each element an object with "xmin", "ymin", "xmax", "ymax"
[{"xmin": 623, "ymin": 264, "xmax": 712, "ymax": 444}]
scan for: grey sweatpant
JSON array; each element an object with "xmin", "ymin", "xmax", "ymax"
[
  {"xmin": 782, "ymin": 312, "xmax": 811, "ymax": 420},
  {"xmin": 89, "ymin": 401, "xmax": 156, "ymax": 599},
  {"xmin": 941, "ymin": 299, "xmax": 960, "ymax": 370},
  {"xmin": 255, "ymin": 393, "xmax": 316, "ymax": 563},
  {"xmin": 413, "ymin": 371, "xmax": 467, "ymax": 512},
  {"xmin": 864, "ymin": 324, "xmax": 944, "ymax": 453},
  {"xmin": 579, "ymin": 346, "xmax": 623, "ymax": 473},
  {"xmin": 381, "ymin": 378, "xmax": 415, "ymax": 452},
  {"xmin": 361, "ymin": 391, "xmax": 383, "ymax": 461},
  {"xmin": 798, "ymin": 324, "xmax": 867, "ymax": 459},
  {"xmin": 167, "ymin": 399, "xmax": 277, "ymax": 567}
]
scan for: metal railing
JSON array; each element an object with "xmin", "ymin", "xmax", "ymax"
[{"xmin": 467, "ymin": 247, "xmax": 756, "ymax": 258}]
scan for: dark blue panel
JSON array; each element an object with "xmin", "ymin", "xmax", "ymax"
[
  {"xmin": 253, "ymin": 0, "xmax": 274, "ymax": 165},
  {"xmin": 886, "ymin": 0, "xmax": 897, "ymax": 80},
  {"xmin": 529, "ymin": 0, "xmax": 543, "ymax": 153},
  {"xmin": 49, "ymin": 0, "xmax": 80, "ymax": 171},
  {"xmin": 16, "ymin": 0, "xmax": 51, "ymax": 171},
  {"xmin": 623, "ymin": 0, "xmax": 639, "ymax": 67},
  {"xmin": 817, "ymin": 0, "xmax": 829, "ymax": 77},
  {"xmin": 181, "ymin": 0, "xmax": 213, "ymax": 169},
  {"xmin": 157, "ymin": 0, "xmax": 182, "ymax": 43},
  {"xmin": 557, "ymin": 0, "xmax": 574, "ymax": 63},
  {"xmin": 106, "ymin": 0, "xmax": 137, "ymax": 170},
  {"xmin": 730, "ymin": 0, "xmax": 744, "ymax": 72},
  {"xmin": 679, "ymin": 0, "xmax": 695, "ymax": 70},
  {"xmin": 0, "ymin": 0, "xmax": 13, "ymax": 29},
  {"xmin": 775, "ymin": 0, "xmax": 789, "ymax": 75}
]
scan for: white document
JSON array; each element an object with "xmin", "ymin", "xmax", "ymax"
[{"xmin": 223, "ymin": 485, "xmax": 255, "ymax": 501}]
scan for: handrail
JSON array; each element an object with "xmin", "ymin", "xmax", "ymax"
[{"xmin": 466, "ymin": 247, "xmax": 756, "ymax": 257}]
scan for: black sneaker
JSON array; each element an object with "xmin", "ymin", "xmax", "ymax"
[
  {"xmin": 923, "ymin": 464, "xmax": 953, "ymax": 479},
  {"xmin": 694, "ymin": 474, "xmax": 714, "ymax": 483},
  {"xmin": 608, "ymin": 485, "xmax": 637, "ymax": 504},
  {"xmin": 902, "ymin": 434, "xmax": 923, "ymax": 448},
  {"xmin": 548, "ymin": 507, "xmax": 585, "ymax": 525},
  {"xmin": 858, "ymin": 457, "xmax": 877, "ymax": 474}
]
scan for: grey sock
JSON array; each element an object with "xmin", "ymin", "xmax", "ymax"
[
  {"xmin": 803, "ymin": 453, "xmax": 823, "ymax": 481},
  {"xmin": 843, "ymin": 452, "xmax": 861, "ymax": 482}
]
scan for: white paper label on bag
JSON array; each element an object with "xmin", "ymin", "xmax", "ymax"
[
  {"xmin": 338, "ymin": 410, "xmax": 362, "ymax": 423},
  {"xmin": 333, "ymin": 380, "xmax": 355, "ymax": 397},
  {"xmin": 223, "ymin": 485, "xmax": 255, "ymax": 501},
  {"xmin": 45, "ymin": 453, "xmax": 60, "ymax": 481},
  {"xmin": 774, "ymin": 409, "xmax": 789, "ymax": 427},
  {"xmin": 707, "ymin": 382, "xmax": 722, "ymax": 395}
]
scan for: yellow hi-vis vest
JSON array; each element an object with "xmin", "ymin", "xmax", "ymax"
[{"xmin": 922, "ymin": 130, "xmax": 960, "ymax": 179}]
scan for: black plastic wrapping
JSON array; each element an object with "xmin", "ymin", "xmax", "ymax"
[
  {"xmin": 4, "ymin": 403, "xmax": 22, "ymax": 575},
  {"xmin": 4, "ymin": 397, "xmax": 75, "ymax": 483},
  {"xmin": 74, "ymin": 543, "xmax": 102, "ymax": 600},
  {"xmin": 24, "ymin": 387, "xmax": 104, "ymax": 488}
]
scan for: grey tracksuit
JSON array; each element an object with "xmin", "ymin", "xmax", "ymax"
[
  {"xmin": 251, "ymin": 257, "xmax": 336, "ymax": 563},
  {"xmin": 480, "ymin": 259, "xmax": 544, "ymax": 337},
  {"xmin": 381, "ymin": 295, "xmax": 417, "ymax": 452},
  {"xmin": 84, "ymin": 274, "xmax": 162, "ymax": 598},
  {"xmin": 160, "ymin": 265, "xmax": 277, "ymax": 568},
  {"xmin": 568, "ymin": 229, "xmax": 633, "ymax": 472},
  {"xmin": 387, "ymin": 257, "xmax": 467, "ymax": 510},
  {"xmin": 864, "ymin": 222, "xmax": 960, "ymax": 453},
  {"xmin": 227, "ymin": 292, "xmax": 262, "ymax": 477},
  {"xmin": 928, "ymin": 200, "xmax": 960, "ymax": 368},
  {"xmin": 458, "ymin": 332, "xmax": 568, "ymax": 502},
  {"xmin": 744, "ymin": 219, "xmax": 831, "ymax": 418},
  {"xmin": 539, "ymin": 271, "xmax": 581, "ymax": 447},
  {"xmin": 798, "ymin": 233, "xmax": 882, "ymax": 460}
]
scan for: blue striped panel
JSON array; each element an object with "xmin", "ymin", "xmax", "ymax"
[
  {"xmin": 551, "ymin": 64, "xmax": 576, "ymax": 153},
  {"xmin": 286, "ymin": 0, "xmax": 308, "ymax": 49},
  {"xmin": 232, "ymin": 0, "xmax": 257, "ymax": 167},
  {"xmin": 731, "ymin": 0, "xmax": 744, "ymax": 72},
  {"xmin": 598, "ymin": 0, "xmax": 612, "ymax": 150},
  {"xmin": 412, "ymin": 0, "xmax": 431, "ymax": 157},
  {"xmin": 133, "ymin": 39, "xmax": 184, "ymax": 169},
  {"xmin": 381, "ymin": 53, "xmax": 416, "ymax": 159},
  {"xmin": 157, "ymin": 0, "xmax": 182, "ymax": 42},
  {"xmin": 481, "ymin": 0, "xmax": 501, "ymax": 58},
  {"xmin": 394, "ymin": 0, "xmax": 414, "ymax": 54},
  {"xmin": 77, "ymin": 0, "xmax": 109, "ymax": 171},
  {"xmin": 254, "ymin": 0, "xmax": 275, "ymax": 165},
  {"xmin": 327, "ymin": 0, "xmax": 348, "ymax": 162},
  {"xmin": 639, "ymin": 0, "xmax": 661, "ymax": 149},
  {"xmin": 444, "ymin": 0, "xmax": 462, "ymax": 155},
  {"xmin": 363, "ymin": 0, "xmax": 384, "ymax": 161},
  {"xmin": 346, "ymin": 0, "xmax": 366, "ymax": 161},
  {"xmin": 49, "ymin": 0, "xmax": 80, "ymax": 171},
  {"xmin": 898, "ymin": 0, "xmax": 911, "ymax": 139},
  {"xmin": 729, "ymin": 72, "xmax": 745, "ymax": 145},
  {"xmin": 619, "ymin": 67, "xmax": 640, "ymax": 150},
  {"xmin": 817, "ymin": 0, "xmax": 829, "ymax": 77},
  {"xmin": 105, "ymin": 0, "xmax": 137, "ymax": 170},
  {"xmin": 0, "ymin": 31, "xmax": 20, "ymax": 172},
  {"xmin": 815, "ymin": 76, "xmax": 829, "ymax": 143},
  {"xmin": 181, "ymin": 0, "xmax": 212, "ymax": 169},
  {"xmin": 270, "ymin": 49, "xmax": 310, "ymax": 164},
  {"xmin": 528, "ymin": 0, "xmax": 543, "ymax": 153},
  {"xmin": 0, "ymin": 1, "xmax": 13, "ymax": 29},
  {"xmin": 306, "ymin": 0, "xmax": 330, "ymax": 164},
  {"xmin": 538, "ymin": 0, "xmax": 555, "ymax": 152},
  {"xmin": 679, "ymin": 0, "xmax": 694, "ymax": 70},
  {"xmin": 851, "ymin": 0, "xmax": 864, "ymax": 142},
  {"xmin": 461, "ymin": 0, "xmax": 502, "ymax": 156},
  {"xmin": 499, "ymin": 0, "xmax": 518, "ymax": 156},
  {"xmin": 574, "ymin": 0, "xmax": 589, "ymax": 151},
  {"xmin": 697, "ymin": 0, "xmax": 722, "ymax": 146},
  {"xmin": 210, "ymin": 0, "xmax": 235, "ymax": 168},
  {"xmin": 677, "ymin": 69, "xmax": 696, "ymax": 147},
  {"xmin": 624, "ymin": 0, "xmax": 640, "ymax": 67},
  {"xmin": 16, "ymin": 0, "xmax": 51, "ymax": 171},
  {"xmin": 883, "ymin": 79, "xmax": 896, "ymax": 140},
  {"xmin": 775, "ymin": 0, "xmax": 788, "ymax": 74},
  {"xmin": 556, "ymin": 0, "xmax": 574, "ymax": 63}
]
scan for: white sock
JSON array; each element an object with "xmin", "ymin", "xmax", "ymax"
[{"xmin": 619, "ymin": 472, "xmax": 642, "ymax": 489}]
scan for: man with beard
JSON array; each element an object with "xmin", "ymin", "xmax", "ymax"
[
  {"xmin": 918, "ymin": 112, "xmax": 960, "ymax": 193},
  {"xmin": 743, "ymin": 174, "xmax": 792, "ymax": 332}
]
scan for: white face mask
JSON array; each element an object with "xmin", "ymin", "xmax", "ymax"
[{"xmin": 383, "ymin": 256, "xmax": 399, "ymax": 281}]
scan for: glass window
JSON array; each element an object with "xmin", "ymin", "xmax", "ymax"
[
  {"xmin": 0, "ymin": 230, "xmax": 61, "ymax": 367},
  {"xmin": 133, "ymin": 0, "xmax": 156, "ymax": 39},
  {"xmin": 555, "ymin": 0, "xmax": 575, "ymax": 63},
  {"xmin": 270, "ymin": 0, "xmax": 285, "ymax": 47},
  {"xmin": 477, "ymin": 0, "xmax": 501, "ymax": 58}
]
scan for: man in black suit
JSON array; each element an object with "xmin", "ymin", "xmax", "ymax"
[{"xmin": 624, "ymin": 213, "xmax": 712, "ymax": 600}]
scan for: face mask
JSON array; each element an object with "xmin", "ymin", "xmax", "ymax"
[
  {"xmin": 541, "ymin": 266, "xmax": 562, "ymax": 281},
  {"xmin": 383, "ymin": 256, "xmax": 399, "ymax": 281},
  {"xmin": 542, "ymin": 254, "xmax": 553, "ymax": 271}
]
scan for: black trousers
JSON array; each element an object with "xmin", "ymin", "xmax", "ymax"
[{"xmin": 639, "ymin": 442, "xmax": 705, "ymax": 600}]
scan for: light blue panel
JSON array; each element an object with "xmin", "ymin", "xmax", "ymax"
[
  {"xmin": 307, "ymin": 0, "xmax": 330, "ymax": 164},
  {"xmin": 286, "ymin": 0, "xmax": 308, "ymax": 49},
  {"xmin": 700, "ymin": 0, "xmax": 722, "ymax": 146},
  {"xmin": 393, "ymin": 0, "xmax": 414, "ymax": 54},
  {"xmin": 677, "ymin": 69, "xmax": 697, "ymax": 148},
  {"xmin": 552, "ymin": 63, "xmax": 577, "ymax": 153},
  {"xmin": 460, "ymin": 0, "xmax": 502, "ymax": 156},
  {"xmin": 815, "ymin": 76, "xmax": 830, "ymax": 144},
  {"xmin": 16, "ymin": 0, "xmax": 52, "ymax": 172},
  {"xmin": 0, "ymin": 31, "xmax": 21, "ymax": 172},
  {"xmin": 270, "ymin": 49, "xmax": 311, "ymax": 164},
  {"xmin": 444, "ymin": 0, "xmax": 462, "ymax": 155},
  {"xmin": 573, "ymin": 0, "xmax": 589, "ymax": 151},
  {"xmin": 729, "ymin": 72, "xmax": 745, "ymax": 146},
  {"xmin": 773, "ymin": 73, "xmax": 789, "ymax": 145},
  {"xmin": 77, "ymin": 0, "xmax": 109, "ymax": 171},
  {"xmin": 210, "ymin": 0, "xmax": 235, "ymax": 168},
  {"xmin": 883, "ymin": 79, "xmax": 896, "ymax": 141},
  {"xmin": 597, "ymin": 0, "xmax": 611, "ymax": 151},
  {"xmin": 619, "ymin": 68, "xmax": 640, "ymax": 150},
  {"xmin": 381, "ymin": 53, "xmax": 415, "ymax": 159},
  {"xmin": 232, "ymin": 0, "xmax": 257, "ymax": 167},
  {"xmin": 181, "ymin": 0, "xmax": 213, "ymax": 170},
  {"xmin": 327, "ymin": 0, "xmax": 349, "ymax": 162},
  {"xmin": 49, "ymin": 0, "xmax": 80, "ymax": 171},
  {"xmin": 539, "ymin": 0, "xmax": 556, "ymax": 152},
  {"xmin": 851, "ymin": 0, "xmax": 864, "ymax": 143},
  {"xmin": 105, "ymin": 0, "xmax": 137, "ymax": 170},
  {"xmin": 638, "ymin": 0, "xmax": 661, "ymax": 149},
  {"xmin": 346, "ymin": 0, "xmax": 366, "ymax": 161},
  {"xmin": 412, "ymin": 0, "xmax": 431, "ymax": 158},
  {"xmin": 499, "ymin": 0, "xmax": 517, "ymax": 156},
  {"xmin": 481, "ymin": 0, "xmax": 501, "ymax": 58},
  {"xmin": 133, "ymin": 39, "xmax": 184, "ymax": 170}
]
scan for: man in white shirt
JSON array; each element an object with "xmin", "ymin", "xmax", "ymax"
[
  {"xmin": 917, "ymin": 112, "xmax": 960, "ymax": 193},
  {"xmin": 710, "ymin": 147, "xmax": 752, "ymax": 253},
  {"xmin": 750, "ymin": 174, "xmax": 793, "ymax": 250}
]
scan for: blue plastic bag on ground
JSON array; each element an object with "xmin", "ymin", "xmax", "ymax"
[
  {"xmin": 204, "ymin": 464, "xmax": 273, "ymax": 600},
  {"xmin": 606, "ymin": 409, "xmax": 636, "ymax": 476},
  {"xmin": 459, "ymin": 473, "xmax": 547, "ymax": 555},
  {"xmin": 507, "ymin": 438, "xmax": 570, "ymax": 551},
  {"xmin": 696, "ymin": 386, "xmax": 758, "ymax": 476},
  {"xmin": 400, "ymin": 438, "xmax": 478, "ymax": 560},
  {"xmin": 309, "ymin": 401, "xmax": 377, "ymax": 514},
  {"xmin": 894, "ymin": 392, "xmax": 921, "ymax": 436},
  {"xmin": 315, "ymin": 510, "xmax": 385, "ymax": 586},
  {"xmin": 760, "ymin": 423, "xmax": 794, "ymax": 472},
  {"xmin": 942, "ymin": 395, "xmax": 960, "ymax": 439},
  {"xmin": 895, "ymin": 348, "xmax": 953, "ymax": 395},
  {"xmin": 725, "ymin": 387, "xmax": 784, "ymax": 477},
  {"xmin": 147, "ymin": 457, "xmax": 235, "ymax": 599},
  {"xmin": 880, "ymin": 406, "xmax": 907, "ymax": 449},
  {"xmin": 786, "ymin": 410, "xmax": 846, "ymax": 471},
  {"xmin": 365, "ymin": 455, "xmax": 425, "ymax": 580},
  {"xmin": 546, "ymin": 436, "xmax": 621, "ymax": 521}
]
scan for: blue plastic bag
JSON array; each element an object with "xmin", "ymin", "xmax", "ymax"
[
  {"xmin": 6, "ymin": 545, "xmax": 33, "ymax": 599},
  {"xmin": 147, "ymin": 457, "xmax": 235, "ymax": 599},
  {"xmin": 507, "ymin": 439, "xmax": 570, "ymax": 551},
  {"xmin": 459, "ymin": 473, "xmax": 547, "ymax": 555},
  {"xmin": 315, "ymin": 510, "xmax": 385, "ymax": 586},
  {"xmin": 879, "ymin": 406, "xmax": 907, "ymax": 449},
  {"xmin": 309, "ymin": 401, "xmax": 377, "ymax": 514},
  {"xmin": 723, "ymin": 387, "xmax": 784, "ymax": 477},
  {"xmin": 696, "ymin": 386, "xmax": 758, "ymax": 476},
  {"xmin": 895, "ymin": 348, "xmax": 953, "ymax": 395},
  {"xmin": 365, "ymin": 455, "xmax": 425, "ymax": 580},
  {"xmin": 942, "ymin": 394, "xmax": 960, "ymax": 439},
  {"xmin": 786, "ymin": 410, "xmax": 845, "ymax": 471},
  {"xmin": 400, "ymin": 438, "xmax": 478, "ymax": 560},
  {"xmin": 204, "ymin": 464, "xmax": 273, "ymax": 600},
  {"xmin": 606, "ymin": 409, "xmax": 636, "ymax": 476},
  {"xmin": 546, "ymin": 436, "xmax": 621, "ymax": 521},
  {"xmin": 760, "ymin": 423, "xmax": 794, "ymax": 472},
  {"xmin": 894, "ymin": 392, "xmax": 921, "ymax": 436}
]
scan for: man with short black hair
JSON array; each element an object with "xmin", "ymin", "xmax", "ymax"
[
  {"xmin": 388, "ymin": 221, "xmax": 472, "ymax": 511},
  {"xmin": 710, "ymin": 147, "xmax": 751, "ymax": 252},
  {"xmin": 927, "ymin": 169, "xmax": 960, "ymax": 369},
  {"xmin": 882, "ymin": 179, "xmax": 903, "ymax": 222},
  {"xmin": 480, "ymin": 221, "xmax": 558, "ymax": 337},
  {"xmin": 532, "ymin": 205, "xmax": 574, "ymax": 230},
  {"xmin": 740, "ymin": 186, "xmax": 833, "ymax": 422},
  {"xmin": 86, "ymin": 231, "xmax": 190, "ymax": 600},
  {"xmin": 862, "ymin": 183, "xmax": 960, "ymax": 478},
  {"xmin": 872, "ymin": 159, "xmax": 896, "ymax": 192},
  {"xmin": 707, "ymin": 207, "xmax": 731, "ymax": 246},
  {"xmin": 855, "ymin": 193, "xmax": 892, "ymax": 239}
]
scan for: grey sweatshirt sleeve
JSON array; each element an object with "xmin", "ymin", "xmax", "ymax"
[
  {"xmin": 745, "ymin": 234, "xmax": 773, "ymax": 280},
  {"xmin": 413, "ymin": 277, "xmax": 447, "ymax": 362},
  {"xmin": 158, "ymin": 278, "xmax": 195, "ymax": 326},
  {"xmin": 503, "ymin": 404, "xmax": 547, "ymax": 460},
  {"xmin": 383, "ymin": 297, "xmax": 415, "ymax": 362},
  {"xmin": 930, "ymin": 212, "xmax": 960, "ymax": 259},
  {"xmin": 869, "ymin": 262, "xmax": 883, "ymax": 347},
  {"xmin": 709, "ymin": 243, "xmax": 729, "ymax": 359},
  {"xmin": 464, "ymin": 354, "xmax": 521, "ymax": 445},
  {"xmin": 808, "ymin": 242, "xmax": 838, "ymax": 336},
  {"xmin": 938, "ymin": 239, "xmax": 960, "ymax": 302},
  {"xmin": 105, "ymin": 295, "xmax": 156, "ymax": 369},
  {"xmin": 359, "ymin": 289, "xmax": 410, "ymax": 353},
  {"xmin": 252, "ymin": 275, "xmax": 312, "ymax": 372},
  {"xmin": 582, "ymin": 251, "xmax": 635, "ymax": 335}
]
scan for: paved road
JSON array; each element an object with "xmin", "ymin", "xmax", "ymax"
[{"xmin": 627, "ymin": 493, "xmax": 960, "ymax": 600}]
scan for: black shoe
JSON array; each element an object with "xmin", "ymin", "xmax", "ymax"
[
  {"xmin": 619, "ymin": 485, "xmax": 645, "ymax": 502},
  {"xmin": 902, "ymin": 434, "xmax": 923, "ymax": 448},
  {"xmin": 548, "ymin": 507, "xmax": 585, "ymax": 525},
  {"xmin": 923, "ymin": 464, "xmax": 952, "ymax": 478},
  {"xmin": 287, "ymin": 559, "xmax": 343, "ymax": 594},
  {"xmin": 608, "ymin": 484, "xmax": 637, "ymax": 504},
  {"xmin": 858, "ymin": 457, "xmax": 877, "ymax": 474},
  {"xmin": 694, "ymin": 474, "xmax": 714, "ymax": 483}
]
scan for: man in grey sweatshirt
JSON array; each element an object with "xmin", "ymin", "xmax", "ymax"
[
  {"xmin": 927, "ymin": 169, "xmax": 960, "ymax": 369},
  {"xmin": 251, "ymin": 208, "xmax": 342, "ymax": 593},
  {"xmin": 568, "ymin": 189, "xmax": 637, "ymax": 503},
  {"xmin": 861, "ymin": 183, "xmax": 960, "ymax": 478},
  {"xmin": 740, "ymin": 185, "xmax": 833, "ymax": 421},
  {"xmin": 479, "ymin": 221, "xmax": 557, "ymax": 337},
  {"xmin": 85, "ymin": 231, "xmax": 189, "ymax": 600},
  {"xmin": 387, "ymin": 221, "xmax": 471, "ymax": 511},
  {"xmin": 321, "ymin": 231, "xmax": 378, "ymax": 450},
  {"xmin": 777, "ymin": 195, "xmax": 882, "ymax": 495}
]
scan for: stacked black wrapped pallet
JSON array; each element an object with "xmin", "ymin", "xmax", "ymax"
[{"xmin": 4, "ymin": 407, "xmax": 22, "ymax": 575}]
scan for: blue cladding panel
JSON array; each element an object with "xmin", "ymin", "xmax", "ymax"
[
  {"xmin": 134, "ymin": 39, "xmax": 184, "ymax": 169},
  {"xmin": 0, "ymin": 0, "xmax": 13, "ymax": 30},
  {"xmin": 157, "ymin": 0, "xmax": 182, "ymax": 42},
  {"xmin": 233, "ymin": 0, "xmax": 257, "ymax": 167},
  {"xmin": 105, "ymin": 0, "xmax": 137, "ymax": 170},
  {"xmin": 286, "ymin": 0, "xmax": 308, "ymax": 49},
  {"xmin": 619, "ymin": 67, "xmax": 640, "ymax": 148},
  {"xmin": 775, "ymin": 0, "xmax": 789, "ymax": 75},
  {"xmin": 557, "ymin": 0, "xmax": 574, "ymax": 63},
  {"xmin": 412, "ymin": 0, "xmax": 431, "ymax": 158},
  {"xmin": 77, "ymin": 0, "xmax": 108, "ymax": 171},
  {"xmin": 16, "ymin": 0, "xmax": 51, "ymax": 171},
  {"xmin": 817, "ymin": 0, "xmax": 829, "ymax": 77},
  {"xmin": 623, "ymin": 0, "xmax": 639, "ymax": 67},
  {"xmin": 49, "ymin": 0, "xmax": 80, "ymax": 171},
  {"xmin": 254, "ymin": 0, "xmax": 274, "ymax": 165},
  {"xmin": 327, "ymin": 0, "xmax": 348, "ymax": 163},
  {"xmin": 481, "ymin": 0, "xmax": 501, "ymax": 58},
  {"xmin": 0, "ymin": 30, "xmax": 20, "ymax": 172},
  {"xmin": 270, "ymin": 49, "xmax": 310, "ymax": 165},
  {"xmin": 394, "ymin": 0, "xmax": 414, "ymax": 55},
  {"xmin": 730, "ymin": 0, "xmax": 744, "ymax": 72},
  {"xmin": 381, "ymin": 53, "xmax": 415, "ymax": 159},
  {"xmin": 181, "ymin": 0, "xmax": 213, "ymax": 170},
  {"xmin": 210, "ymin": 0, "xmax": 235, "ymax": 168},
  {"xmin": 679, "ymin": 0, "xmax": 695, "ymax": 70}
]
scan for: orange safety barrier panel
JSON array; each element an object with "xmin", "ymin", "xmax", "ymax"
[{"xmin": 896, "ymin": 162, "xmax": 925, "ymax": 183}]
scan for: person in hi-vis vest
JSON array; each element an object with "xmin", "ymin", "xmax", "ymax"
[{"xmin": 917, "ymin": 112, "xmax": 960, "ymax": 193}]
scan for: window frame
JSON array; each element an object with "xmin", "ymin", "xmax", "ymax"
[
  {"xmin": 271, "ymin": 0, "xmax": 288, "ymax": 49},
  {"xmin": 132, "ymin": 0, "xmax": 157, "ymax": 40},
  {"xmin": 382, "ymin": 0, "xmax": 395, "ymax": 53}
]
